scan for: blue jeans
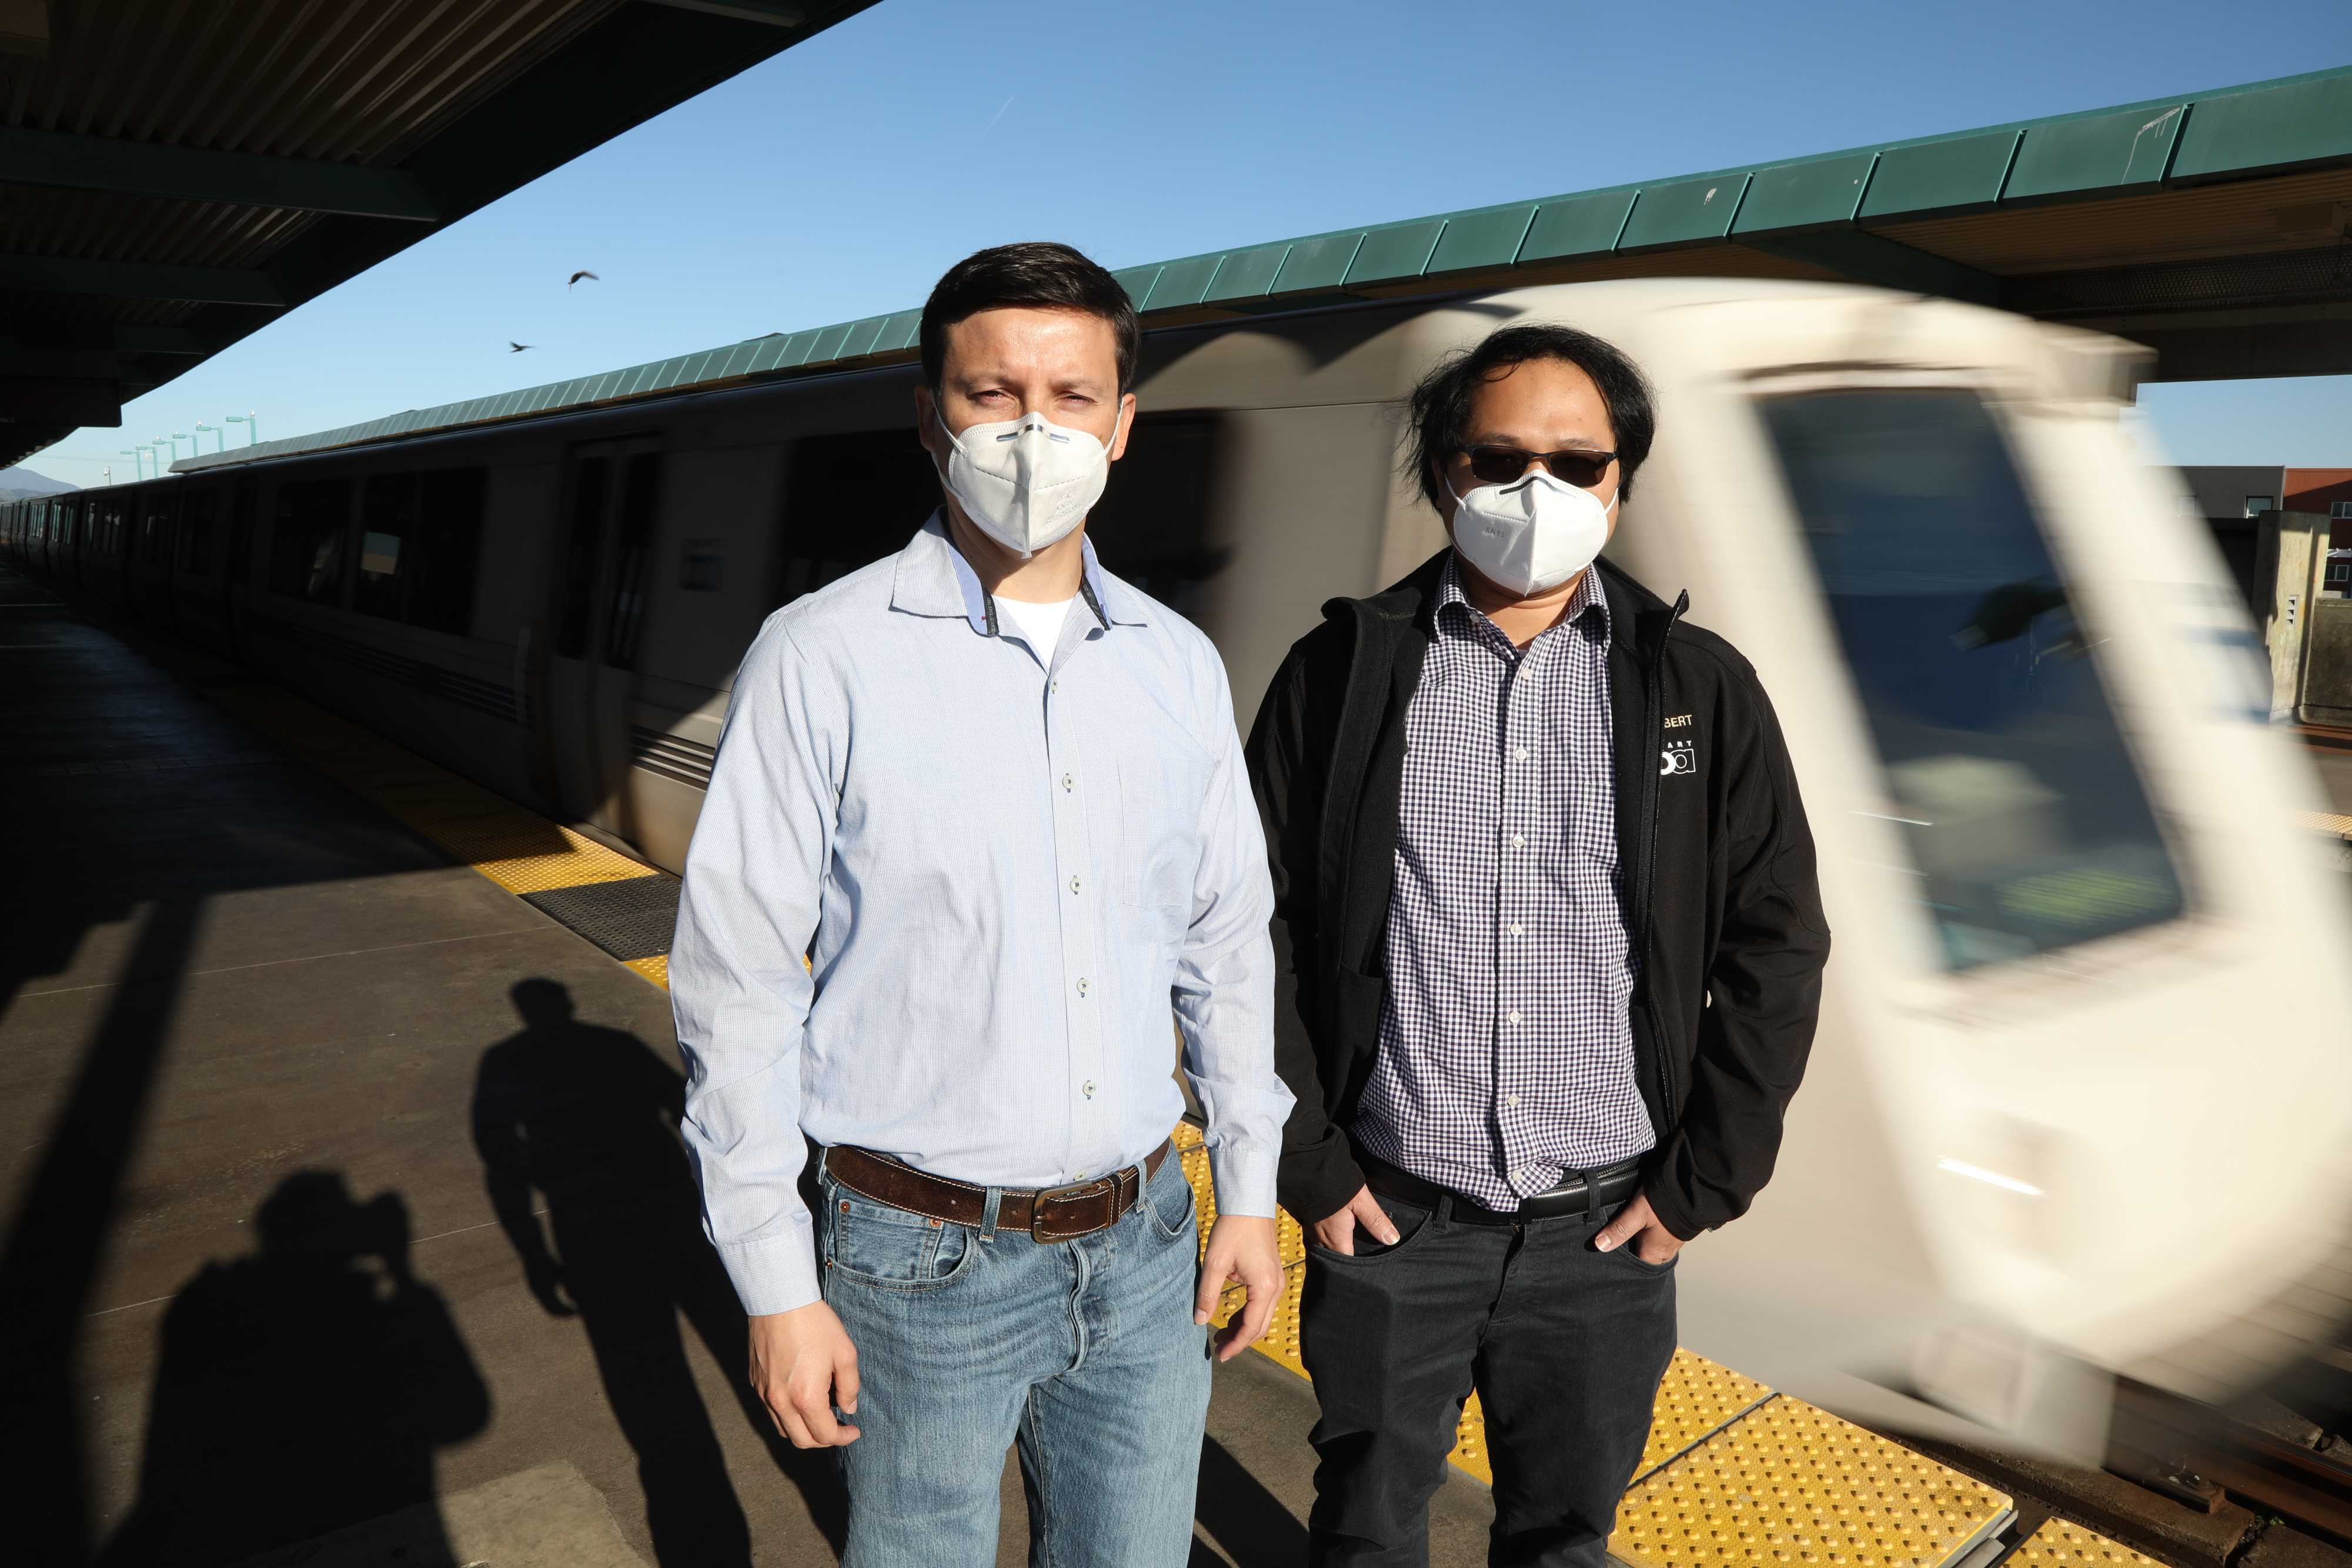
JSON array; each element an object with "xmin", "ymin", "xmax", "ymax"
[{"xmin": 817, "ymin": 1152, "xmax": 1212, "ymax": 1567}]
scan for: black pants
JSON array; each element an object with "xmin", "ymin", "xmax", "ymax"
[{"xmin": 1298, "ymin": 1190, "xmax": 1678, "ymax": 1568}]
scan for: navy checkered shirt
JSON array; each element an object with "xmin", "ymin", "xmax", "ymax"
[{"xmin": 1352, "ymin": 556, "xmax": 1655, "ymax": 1209}]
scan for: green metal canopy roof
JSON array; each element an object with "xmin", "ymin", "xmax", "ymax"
[{"xmin": 177, "ymin": 61, "xmax": 2352, "ymax": 476}]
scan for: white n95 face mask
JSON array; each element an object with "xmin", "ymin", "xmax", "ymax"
[
  {"xmin": 933, "ymin": 405, "xmax": 1123, "ymax": 558},
  {"xmin": 1448, "ymin": 469, "xmax": 1616, "ymax": 597}
]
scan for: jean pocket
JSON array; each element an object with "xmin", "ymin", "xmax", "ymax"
[
  {"xmin": 1599, "ymin": 1238, "xmax": 1678, "ymax": 1273},
  {"xmin": 822, "ymin": 1185, "xmax": 977, "ymax": 1292},
  {"xmin": 1138, "ymin": 1162, "xmax": 1196, "ymax": 1246},
  {"xmin": 1305, "ymin": 1197, "xmax": 1431, "ymax": 1264}
]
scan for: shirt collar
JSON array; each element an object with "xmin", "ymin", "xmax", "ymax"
[
  {"xmin": 1436, "ymin": 551, "xmax": 1613, "ymax": 649},
  {"xmin": 891, "ymin": 511, "xmax": 1147, "ymax": 637}
]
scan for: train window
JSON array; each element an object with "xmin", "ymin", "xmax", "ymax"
[
  {"xmin": 178, "ymin": 489, "xmax": 218, "ymax": 575},
  {"xmin": 603, "ymin": 452, "xmax": 663, "ymax": 670},
  {"xmin": 556, "ymin": 457, "xmax": 610, "ymax": 658},
  {"xmin": 774, "ymin": 427, "xmax": 937, "ymax": 605},
  {"xmin": 354, "ymin": 474, "xmax": 416, "ymax": 620},
  {"xmin": 680, "ymin": 537, "xmax": 723, "ymax": 592},
  {"xmin": 1762, "ymin": 388, "xmax": 2185, "ymax": 971},
  {"xmin": 268, "ymin": 479, "xmax": 353, "ymax": 606},
  {"xmin": 411, "ymin": 467, "xmax": 486, "ymax": 636},
  {"xmin": 1087, "ymin": 414, "xmax": 1227, "ymax": 618}
]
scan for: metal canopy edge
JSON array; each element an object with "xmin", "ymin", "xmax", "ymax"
[{"xmin": 170, "ymin": 58, "xmax": 2352, "ymax": 478}]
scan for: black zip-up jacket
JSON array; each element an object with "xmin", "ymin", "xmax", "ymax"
[{"xmin": 1244, "ymin": 550, "xmax": 1831, "ymax": 1241}]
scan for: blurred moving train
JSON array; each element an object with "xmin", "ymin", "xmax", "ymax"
[{"xmin": 11, "ymin": 278, "xmax": 2352, "ymax": 1456}]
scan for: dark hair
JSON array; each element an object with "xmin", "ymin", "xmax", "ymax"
[
  {"xmin": 919, "ymin": 241, "xmax": 1141, "ymax": 394},
  {"xmin": 1404, "ymin": 323, "xmax": 1658, "ymax": 513}
]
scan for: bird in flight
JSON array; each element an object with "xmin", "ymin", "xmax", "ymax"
[
  {"xmin": 509, "ymin": 342, "xmax": 533, "ymax": 352},
  {"xmin": 568, "ymin": 270, "xmax": 599, "ymax": 289}
]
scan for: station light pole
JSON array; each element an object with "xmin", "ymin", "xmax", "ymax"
[
  {"xmin": 225, "ymin": 412, "xmax": 258, "ymax": 446},
  {"xmin": 170, "ymin": 432, "xmax": 191, "ymax": 461},
  {"xmin": 120, "ymin": 447, "xmax": 146, "ymax": 480},
  {"xmin": 151, "ymin": 438, "xmax": 172, "ymax": 473},
  {"xmin": 194, "ymin": 422, "xmax": 223, "ymax": 453}
]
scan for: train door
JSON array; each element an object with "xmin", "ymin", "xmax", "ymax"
[{"xmin": 547, "ymin": 436, "xmax": 664, "ymax": 835}]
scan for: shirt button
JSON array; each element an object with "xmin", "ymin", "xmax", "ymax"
[
  {"xmin": 1508, "ymin": 922, "xmax": 1524, "ymax": 937},
  {"xmin": 1510, "ymin": 833, "xmax": 1526, "ymax": 849},
  {"xmin": 1050, "ymin": 678, "xmax": 1060, "ymax": 694},
  {"xmin": 1062, "ymin": 773, "xmax": 1075, "ymax": 791},
  {"xmin": 1083, "ymin": 1080, "xmax": 1096, "ymax": 1098},
  {"xmin": 1506, "ymin": 1008, "xmax": 1523, "ymax": 1024},
  {"xmin": 1506, "ymin": 1093, "xmax": 1522, "ymax": 1108},
  {"xmin": 1076, "ymin": 977, "xmax": 1090, "ymax": 997},
  {"xmin": 1514, "ymin": 746, "xmax": 1529, "ymax": 762},
  {"xmin": 1069, "ymin": 875, "xmax": 1082, "ymax": 894}
]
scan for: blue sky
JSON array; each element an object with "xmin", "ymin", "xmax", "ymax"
[{"xmin": 25, "ymin": 0, "xmax": 2352, "ymax": 486}]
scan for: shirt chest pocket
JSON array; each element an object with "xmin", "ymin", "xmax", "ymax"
[{"xmin": 1116, "ymin": 744, "xmax": 1211, "ymax": 917}]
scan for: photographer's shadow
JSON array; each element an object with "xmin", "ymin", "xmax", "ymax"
[
  {"xmin": 101, "ymin": 1172, "xmax": 489, "ymax": 1566},
  {"xmin": 472, "ymin": 979, "xmax": 846, "ymax": 1565}
]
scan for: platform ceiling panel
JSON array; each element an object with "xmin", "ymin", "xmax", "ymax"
[{"xmin": 0, "ymin": 0, "xmax": 880, "ymax": 469}]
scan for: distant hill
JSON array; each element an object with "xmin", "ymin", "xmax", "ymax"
[{"xmin": 0, "ymin": 467, "xmax": 76, "ymax": 502}]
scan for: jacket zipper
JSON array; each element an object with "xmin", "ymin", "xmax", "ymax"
[{"xmin": 1638, "ymin": 593, "xmax": 1687, "ymax": 1135}]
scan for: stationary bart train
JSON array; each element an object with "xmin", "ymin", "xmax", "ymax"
[{"xmin": 12, "ymin": 279, "xmax": 2351, "ymax": 1455}]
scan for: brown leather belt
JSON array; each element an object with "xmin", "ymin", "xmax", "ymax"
[{"xmin": 823, "ymin": 1140, "xmax": 1172, "ymax": 1243}]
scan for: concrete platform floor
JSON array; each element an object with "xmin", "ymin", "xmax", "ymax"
[{"xmin": 0, "ymin": 573, "xmax": 1498, "ymax": 1566}]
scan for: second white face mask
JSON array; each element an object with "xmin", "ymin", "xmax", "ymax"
[
  {"xmin": 1448, "ymin": 469, "xmax": 1616, "ymax": 597},
  {"xmin": 933, "ymin": 405, "xmax": 1121, "ymax": 558}
]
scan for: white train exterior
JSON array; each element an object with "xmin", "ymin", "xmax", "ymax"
[{"xmin": 11, "ymin": 279, "xmax": 2349, "ymax": 1456}]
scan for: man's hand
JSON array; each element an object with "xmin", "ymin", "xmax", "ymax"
[
  {"xmin": 1195, "ymin": 1214, "xmax": 1282, "ymax": 1363},
  {"xmin": 1593, "ymin": 1190, "xmax": 1686, "ymax": 1265},
  {"xmin": 1309, "ymin": 1185, "xmax": 1401, "ymax": 1258},
  {"xmin": 748, "ymin": 1300, "xmax": 861, "ymax": 1448}
]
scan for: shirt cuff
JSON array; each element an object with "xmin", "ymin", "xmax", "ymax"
[
  {"xmin": 1208, "ymin": 1143, "xmax": 1281, "ymax": 1221},
  {"xmin": 715, "ymin": 1217, "xmax": 822, "ymax": 1317}
]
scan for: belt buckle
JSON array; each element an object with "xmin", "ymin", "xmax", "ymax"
[{"xmin": 1031, "ymin": 1176, "xmax": 1117, "ymax": 1243}]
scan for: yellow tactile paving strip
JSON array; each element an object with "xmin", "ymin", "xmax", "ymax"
[
  {"xmin": 1637, "ymin": 1352, "xmax": 1775, "ymax": 1481},
  {"xmin": 2302, "ymin": 810, "xmax": 2352, "ymax": 840},
  {"xmin": 1611, "ymin": 1398, "xmax": 2012, "ymax": 1568},
  {"xmin": 203, "ymin": 682, "xmax": 671, "ymax": 980},
  {"xmin": 2010, "ymin": 1519, "xmax": 2161, "ymax": 1568}
]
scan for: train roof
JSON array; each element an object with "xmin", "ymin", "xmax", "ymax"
[{"xmin": 173, "ymin": 61, "xmax": 2352, "ymax": 477}]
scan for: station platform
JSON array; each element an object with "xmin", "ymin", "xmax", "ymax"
[{"xmin": 0, "ymin": 564, "xmax": 2240, "ymax": 1568}]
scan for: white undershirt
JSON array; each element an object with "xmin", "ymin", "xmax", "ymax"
[{"xmin": 994, "ymin": 595, "xmax": 1074, "ymax": 660}]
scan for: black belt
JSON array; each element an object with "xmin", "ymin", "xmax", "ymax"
[{"xmin": 1362, "ymin": 1153, "xmax": 1643, "ymax": 1226}]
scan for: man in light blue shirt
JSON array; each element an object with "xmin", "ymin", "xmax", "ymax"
[{"xmin": 669, "ymin": 242, "xmax": 1291, "ymax": 1567}]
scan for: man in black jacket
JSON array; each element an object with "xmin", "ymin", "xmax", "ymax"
[{"xmin": 1245, "ymin": 323, "xmax": 1830, "ymax": 1567}]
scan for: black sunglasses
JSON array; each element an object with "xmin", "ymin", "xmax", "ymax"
[{"xmin": 1459, "ymin": 444, "xmax": 1616, "ymax": 489}]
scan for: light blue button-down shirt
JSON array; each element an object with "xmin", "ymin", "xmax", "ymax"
[{"xmin": 670, "ymin": 515, "xmax": 1291, "ymax": 1316}]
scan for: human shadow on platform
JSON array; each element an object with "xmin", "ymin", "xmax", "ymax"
[
  {"xmin": 472, "ymin": 979, "xmax": 847, "ymax": 1565},
  {"xmin": 99, "ymin": 1171, "xmax": 489, "ymax": 1567},
  {"xmin": 1191, "ymin": 1432, "xmax": 1311, "ymax": 1566}
]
